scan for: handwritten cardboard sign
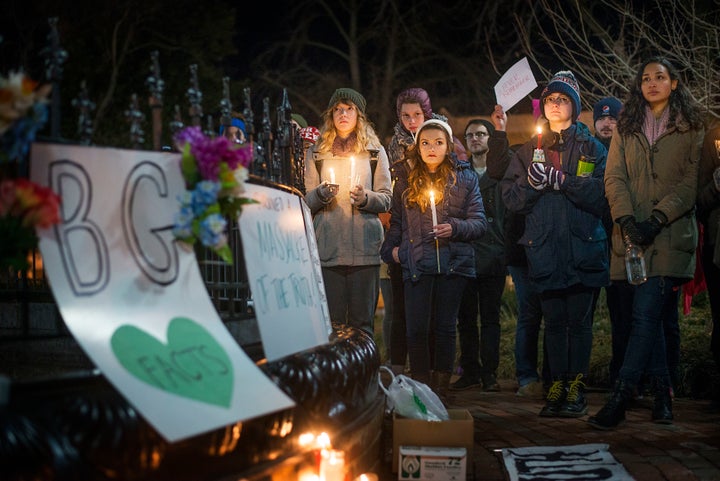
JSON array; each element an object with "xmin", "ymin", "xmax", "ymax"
[
  {"xmin": 238, "ymin": 183, "xmax": 332, "ymax": 362},
  {"xmin": 29, "ymin": 143, "xmax": 294, "ymax": 442},
  {"xmin": 494, "ymin": 57, "xmax": 538, "ymax": 112}
]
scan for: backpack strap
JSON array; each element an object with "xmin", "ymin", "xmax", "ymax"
[{"xmin": 368, "ymin": 149, "xmax": 379, "ymax": 190}]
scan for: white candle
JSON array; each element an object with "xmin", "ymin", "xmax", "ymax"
[
  {"xmin": 329, "ymin": 168, "xmax": 336, "ymax": 184},
  {"xmin": 349, "ymin": 156, "xmax": 356, "ymax": 186},
  {"xmin": 429, "ymin": 190, "xmax": 438, "ymax": 227},
  {"xmin": 355, "ymin": 474, "xmax": 379, "ymax": 481},
  {"xmin": 319, "ymin": 449, "xmax": 345, "ymax": 481}
]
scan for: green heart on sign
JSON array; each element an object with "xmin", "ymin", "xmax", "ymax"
[{"xmin": 111, "ymin": 316, "xmax": 234, "ymax": 407}]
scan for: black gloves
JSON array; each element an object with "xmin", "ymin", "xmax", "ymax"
[
  {"xmin": 636, "ymin": 211, "xmax": 666, "ymax": 244},
  {"xmin": 619, "ymin": 211, "xmax": 666, "ymax": 246},
  {"xmin": 618, "ymin": 216, "xmax": 644, "ymax": 245}
]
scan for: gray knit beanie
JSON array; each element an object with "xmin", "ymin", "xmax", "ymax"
[{"xmin": 327, "ymin": 88, "xmax": 367, "ymax": 113}]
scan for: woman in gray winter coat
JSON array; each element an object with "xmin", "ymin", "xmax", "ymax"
[{"xmin": 304, "ymin": 88, "xmax": 392, "ymax": 335}]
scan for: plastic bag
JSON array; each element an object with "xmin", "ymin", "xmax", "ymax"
[{"xmin": 378, "ymin": 366, "xmax": 449, "ymax": 421}]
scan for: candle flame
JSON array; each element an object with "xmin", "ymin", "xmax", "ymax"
[
  {"xmin": 298, "ymin": 432, "xmax": 315, "ymax": 447},
  {"xmin": 429, "ymin": 189, "xmax": 435, "ymax": 203},
  {"xmin": 316, "ymin": 432, "xmax": 331, "ymax": 449},
  {"xmin": 536, "ymin": 126, "xmax": 542, "ymax": 135}
]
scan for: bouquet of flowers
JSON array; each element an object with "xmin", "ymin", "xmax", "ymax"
[
  {"xmin": 0, "ymin": 178, "xmax": 61, "ymax": 271},
  {"xmin": 1, "ymin": 71, "xmax": 51, "ymax": 164},
  {"xmin": 172, "ymin": 126, "xmax": 256, "ymax": 264},
  {"xmin": 0, "ymin": 71, "xmax": 59, "ymax": 271}
]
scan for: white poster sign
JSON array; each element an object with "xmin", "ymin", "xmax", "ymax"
[
  {"xmin": 30, "ymin": 143, "xmax": 294, "ymax": 443},
  {"xmin": 238, "ymin": 183, "xmax": 331, "ymax": 362},
  {"xmin": 494, "ymin": 57, "xmax": 538, "ymax": 112}
]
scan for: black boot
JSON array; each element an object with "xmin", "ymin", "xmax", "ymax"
[
  {"xmin": 539, "ymin": 378, "xmax": 567, "ymax": 417},
  {"xmin": 652, "ymin": 377, "xmax": 673, "ymax": 424},
  {"xmin": 560, "ymin": 373, "xmax": 587, "ymax": 418},
  {"xmin": 588, "ymin": 380, "xmax": 633, "ymax": 430}
]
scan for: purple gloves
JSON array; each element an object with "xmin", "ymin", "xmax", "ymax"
[
  {"xmin": 528, "ymin": 163, "xmax": 564, "ymax": 190},
  {"xmin": 527, "ymin": 163, "xmax": 547, "ymax": 190},
  {"xmin": 545, "ymin": 166, "xmax": 564, "ymax": 190}
]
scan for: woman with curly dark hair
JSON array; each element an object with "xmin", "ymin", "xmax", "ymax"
[{"xmin": 589, "ymin": 56, "xmax": 705, "ymax": 430}]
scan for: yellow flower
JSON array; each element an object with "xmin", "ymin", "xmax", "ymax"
[{"xmin": 0, "ymin": 71, "xmax": 52, "ymax": 135}]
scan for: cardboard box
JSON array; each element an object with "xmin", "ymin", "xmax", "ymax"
[
  {"xmin": 398, "ymin": 446, "xmax": 467, "ymax": 481},
  {"xmin": 392, "ymin": 409, "xmax": 473, "ymax": 473}
]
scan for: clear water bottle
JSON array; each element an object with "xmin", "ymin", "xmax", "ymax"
[{"xmin": 624, "ymin": 235, "xmax": 647, "ymax": 285}]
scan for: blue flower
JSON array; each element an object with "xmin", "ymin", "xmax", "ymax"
[
  {"xmin": 199, "ymin": 213, "xmax": 227, "ymax": 248},
  {"xmin": 191, "ymin": 180, "xmax": 220, "ymax": 216},
  {"xmin": 172, "ymin": 205, "xmax": 195, "ymax": 239}
]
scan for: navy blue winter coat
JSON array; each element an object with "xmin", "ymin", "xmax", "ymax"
[
  {"xmin": 500, "ymin": 122, "xmax": 609, "ymax": 292},
  {"xmin": 381, "ymin": 158, "xmax": 487, "ymax": 282}
]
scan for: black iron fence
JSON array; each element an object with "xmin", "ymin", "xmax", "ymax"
[{"xmin": 0, "ymin": 18, "xmax": 383, "ymax": 481}]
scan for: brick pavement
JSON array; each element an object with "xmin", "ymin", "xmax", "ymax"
[{"xmin": 377, "ymin": 378, "xmax": 720, "ymax": 481}]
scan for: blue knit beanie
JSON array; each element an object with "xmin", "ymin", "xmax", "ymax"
[
  {"xmin": 541, "ymin": 70, "xmax": 581, "ymax": 120},
  {"xmin": 593, "ymin": 97, "xmax": 623, "ymax": 123}
]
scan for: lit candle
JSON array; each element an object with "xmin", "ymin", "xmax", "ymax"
[
  {"xmin": 429, "ymin": 190, "xmax": 438, "ymax": 227},
  {"xmin": 319, "ymin": 449, "xmax": 345, "ymax": 481},
  {"xmin": 298, "ymin": 470, "xmax": 320, "ymax": 481},
  {"xmin": 349, "ymin": 156, "xmax": 356, "ymax": 186},
  {"xmin": 329, "ymin": 168, "xmax": 336, "ymax": 184},
  {"xmin": 355, "ymin": 474, "xmax": 379, "ymax": 481},
  {"xmin": 536, "ymin": 125, "xmax": 542, "ymax": 150}
]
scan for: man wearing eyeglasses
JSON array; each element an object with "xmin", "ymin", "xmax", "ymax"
[{"xmin": 451, "ymin": 106, "xmax": 511, "ymax": 392}]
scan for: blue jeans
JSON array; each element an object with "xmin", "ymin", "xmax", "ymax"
[
  {"xmin": 541, "ymin": 284, "xmax": 595, "ymax": 379},
  {"xmin": 404, "ymin": 274, "xmax": 467, "ymax": 377},
  {"xmin": 618, "ymin": 276, "xmax": 682, "ymax": 385},
  {"xmin": 456, "ymin": 275, "xmax": 506, "ymax": 380},
  {"xmin": 508, "ymin": 265, "xmax": 546, "ymax": 386}
]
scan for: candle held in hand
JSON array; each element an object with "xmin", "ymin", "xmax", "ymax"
[
  {"xmin": 429, "ymin": 190, "xmax": 438, "ymax": 227},
  {"xmin": 536, "ymin": 125, "xmax": 542, "ymax": 150},
  {"xmin": 329, "ymin": 168, "xmax": 335, "ymax": 184}
]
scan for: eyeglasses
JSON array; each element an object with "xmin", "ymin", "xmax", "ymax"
[
  {"xmin": 465, "ymin": 132, "xmax": 488, "ymax": 140},
  {"xmin": 544, "ymin": 96, "xmax": 571, "ymax": 106}
]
